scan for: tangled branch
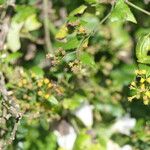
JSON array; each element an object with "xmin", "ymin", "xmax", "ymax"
[{"xmin": 0, "ymin": 72, "xmax": 22, "ymax": 149}]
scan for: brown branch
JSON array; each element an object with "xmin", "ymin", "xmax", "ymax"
[{"xmin": 0, "ymin": 73, "xmax": 22, "ymax": 149}]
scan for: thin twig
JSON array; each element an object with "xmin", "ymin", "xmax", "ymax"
[
  {"xmin": 125, "ymin": 0, "xmax": 150, "ymax": 16},
  {"xmin": 76, "ymin": 4, "xmax": 114, "ymax": 57},
  {"xmin": 43, "ymin": 0, "xmax": 53, "ymax": 53}
]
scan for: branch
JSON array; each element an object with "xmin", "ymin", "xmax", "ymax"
[
  {"xmin": 125, "ymin": 0, "xmax": 150, "ymax": 16},
  {"xmin": 76, "ymin": 3, "xmax": 114, "ymax": 57},
  {"xmin": 0, "ymin": 73, "xmax": 22, "ymax": 149},
  {"xmin": 43, "ymin": 0, "xmax": 53, "ymax": 53}
]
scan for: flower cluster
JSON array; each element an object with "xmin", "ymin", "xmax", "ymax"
[
  {"xmin": 69, "ymin": 59, "xmax": 87, "ymax": 76},
  {"xmin": 128, "ymin": 69, "xmax": 150, "ymax": 105},
  {"xmin": 46, "ymin": 48, "xmax": 66, "ymax": 66},
  {"xmin": 14, "ymin": 71, "xmax": 63, "ymax": 108}
]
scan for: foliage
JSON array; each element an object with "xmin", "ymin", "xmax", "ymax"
[{"xmin": 0, "ymin": 0, "xmax": 150, "ymax": 150}]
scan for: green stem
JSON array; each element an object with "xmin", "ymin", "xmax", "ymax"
[
  {"xmin": 125, "ymin": 0, "xmax": 150, "ymax": 16},
  {"xmin": 43, "ymin": 0, "xmax": 53, "ymax": 53},
  {"xmin": 99, "ymin": 3, "xmax": 115, "ymax": 24},
  {"xmin": 76, "ymin": 4, "xmax": 114, "ymax": 57}
]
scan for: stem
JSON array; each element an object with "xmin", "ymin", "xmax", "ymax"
[
  {"xmin": 76, "ymin": 4, "xmax": 114, "ymax": 57},
  {"xmin": 125, "ymin": 0, "xmax": 150, "ymax": 16},
  {"xmin": 43, "ymin": 0, "xmax": 53, "ymax": 53},
  {"xmin": 99, "ymin": 4, "xmax": 115, "ymax": 24}
]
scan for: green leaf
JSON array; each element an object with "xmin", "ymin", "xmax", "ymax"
[
  {"xmin": 67, "ymin": 16, "xmax": 80, "ymax": 27},
  {"xmin": 69, "ymin": 5, "xmax": 87, "ymax": 17},
  {"xmin": 73, "ymin": 132, "xmax": 91, "ymax": 150},
  {"xmin": 0, "ymin": 0, "xmax": 5, "ymax": 5},
  {"xmin": 7, "ymin": 22, "xmax": 23, "ymax": 52},
  {"xmin": 74, "ymin": 132, "xmax": 102, "ymax": 150},
  {"xmin": 79, "ymin": 52, "xmax": 95, "ymax": 67},
  {"xmin": 48, "ymin": 96, "xmax": 58, "ymax": 105},
  {"xmin": 110, "ymin": 21, "xmax": 132, "ymax": 49},
  {"xmin": 30, "ymin": 66, "xmax": 44, "ymax": 77},
  {"xmin": 80, "ymin": 13, "xmax": 99, "ymax": 33},
  {"xmin": 55, "ymin": 25, "xmax": 68, "ymax": 40},
  {"xmin": 5, "ymin": 52, "xmax": 22, "ymax": 63},
  {"xmin": 24, "ymin": 14, "xmax": 41, "ymax": 31},
  {"xmin": 13, "ymin": 5, "xmax": 37, "ymax": 22},
  {"xmin": 110, "ymin": 0, "xmax": 137, "ymax": 23},
  {"xmin": 136, "ymin": 34, "xmax": 150, "ymax": 64},
  {"xmin": 63, "ymin": 94, "xmax": 85, "ymax": 110},
  {"xmin": 139, "ymin": 64, "xmax": 150, "ymax": 77},
  {"xmin": 84, "ymin": 0, "xmax": 97, "ymax": 4},
  {"xmin": 55, "ymin": 36, "xmax": 80, "ymax": 50}
]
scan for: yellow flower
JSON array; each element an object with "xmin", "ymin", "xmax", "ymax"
[
  {"xmin": 44, "ymin": 78, "xmax": 49, "ymax": 84},
  {"xmin": 44, "ymin": 94, "xmax": 50, "ymax": 99},
  {"xmin": 18, "ymin": 82, "xmax": 23, "ymax": 87},
  {"xmin": 143, "ymin": 97, "xmax": 149, "ymax": 105},
  {"xmin": 37, "ymin": 82, "xmax": 42, "ymax": 87},
  {"xmin": 140, "ymin": 84, "xmax": 145, "ymax": 90},
  {"xmin": 48, "ymin": 83, "xmax": 52, "ymax": 88},
  {"xmin": 146, "ymin": 77, "xmax": 150, "ymax": 83},
  {"xmin": 22, "ymin": 79, "xmax": 27, "ymax": 84},
  {"xmin": 23, "ymin": 94, "xmax": 28, "ymax": 99},
  {"xmin": 69, "ymin": 62, "xmax": 74, "ymax": 67},
  {"xmin": 82, "ymin": 40, "xmax": 88, "ymax": 48},
  {"xmin": 78, "ymin": 26, "xmax": 85, "ymax": 33},
  {"xmin": 128, "ymin": 96, "xmax": 135, "ymax": 102},
  {"xmin": 140, "ymin": 70, "xmax": 146, "ymax": 74},
  {"xmin": 131, "ymin": 81, "xmax": 136, "ymax": 86},
  {"xmin": 140, "ymin": 78, "xmax": 145, "ymax": 83},
  {"xmin": 145, "ymin": 91, "xmax": 150, "ymax": 97},
  {"xmin": 135, "ymin": 70, "xmax": 139, "ymax": 75},
  {"xmin": 38, "ymin": 91, "xmax": 42, "ymax": 96},
  {"xmin": 31, "ymin": 73, "xmax": 36, "ymax": 78}
]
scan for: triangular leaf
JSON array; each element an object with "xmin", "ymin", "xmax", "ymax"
[
  {"xmin": 110, "ymin": 0, "xmax": 137, "ymax": 23},
  {"xmin": 79, "ymin": 52, "xmax": 95, "ymax": 67}
]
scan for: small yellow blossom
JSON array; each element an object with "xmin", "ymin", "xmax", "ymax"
[
  {"xmin": 131, "ymin": 81, "xmax": 136, "ymax": 86},
  {"xmin": 69, "ymin": 62, "xmax": 74, "ymax": 67},
  {"xmin": 78, "ymin": 26, "xmax": 85, "ymax": 33},
  {"xmin": 23, "ymin": 94, "xmax": 28, "ymax": 99},
  {"xmin": 135, "ymin": 70, "xmax": 139, "ymax": 74},
  {"xmin": 145, "ymin": 91, "xmax": 150, "ymax": 97},
  {"xmin": 146, "ymin": 77, "xmax": 150, "ymax": 83},
  {"xmin": 141, "ymin": 70, "xmax": 146, "ymax": 74},
  {"xmin": 37, "ymin": 82, "xmax": 42, "ymax": 87},
  {"xmin": 44, "ymin": 78, "xmax": 49, "ymax": 84},
  {"xmin": 48, "ymin": 83, "xmax": 52, "ymax": 88},
  {"xmin": 128, "ymin": 96, "xmax": 135, "ymax": 102},
  {"xmin": 140, "ymin": 78, "xmax": 145, "ymax": 83},
  {"xmin": 18, "ymin": 82, "xmax": 23, "ymax": 87},
  {"xmin": 44, "ymin": 94, "xmax": 50, "ymax": 99},
  {"xmin": 22, "ymin": 79, "xmax": 27, "ymax": 84},
  {"xmin": 38, "ymin": 91, "xmax": 43, "ymax": 96},
  {"xmin": 140, "ymin": 84, "xmax": 145, "ymax": 90},
  {"xmin": 143, "ymin": 97, "xmax": 149, "ymax": 105},
  {"xmin": 31, "ymin": 73, "xmax": 36, "ymax": 78},
  {"xmin": 82, "ymin": 40, "xmax": 88, "ymax": 48}
]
